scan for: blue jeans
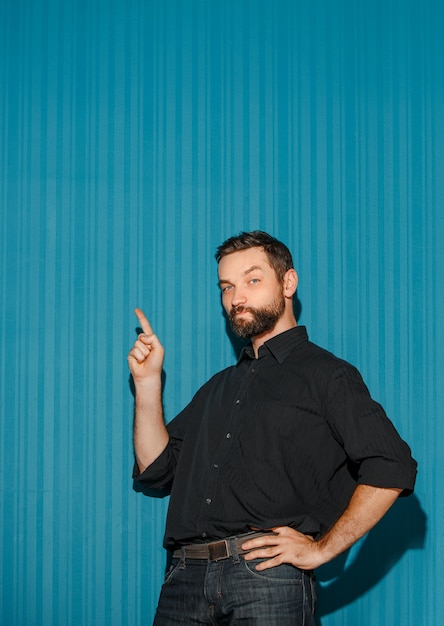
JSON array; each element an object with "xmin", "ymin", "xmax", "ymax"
[{"xmin": 153, "ymin": 554, "xmax": 317, "ymax": 625}]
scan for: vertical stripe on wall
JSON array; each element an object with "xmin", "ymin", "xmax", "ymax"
[{"xmin": 1, "ymin": 1, "xmax": 442, "ymax": 624}]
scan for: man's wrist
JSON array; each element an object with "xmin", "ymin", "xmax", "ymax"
[
  {"xmin": 134, "ymin": 375, "xmax": 162, "ymax": 393},
  {"xmin": 312, "ymin": 534, "xmax": 337, "ymax": 566}
]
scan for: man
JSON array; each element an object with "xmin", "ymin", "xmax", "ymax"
[{"xmin": 128, "ymin": 231, "xmax": 417, "ymax": 625}]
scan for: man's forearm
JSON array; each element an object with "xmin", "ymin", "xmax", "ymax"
[
  {"xmin": 315, "ymin": 484, "xmax": 402, "ymax": 563},
  {"xmin": 242, "ymin": 483, "xmax": 402, "ymax": 571},
  {"xmin": 133, "ymin": 378, "xmax": 169, "ymax": 473}
]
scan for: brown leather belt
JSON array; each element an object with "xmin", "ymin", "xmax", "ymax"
[{"xmin": 172, "ymin": 531, "xmax": 275, "ymax": 561}]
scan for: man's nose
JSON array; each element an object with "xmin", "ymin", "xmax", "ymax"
[{"xmin": 231, "ymin": 288, "xmax": 247, "ymax": 307}]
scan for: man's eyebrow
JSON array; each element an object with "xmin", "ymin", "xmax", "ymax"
[
  {"xmin": 242, "ymin": 265, "xmax": 263, "ymax": 276},
  {"xmin": 218, "ymin": 265, "xmax": 264, "ymax": 286}
]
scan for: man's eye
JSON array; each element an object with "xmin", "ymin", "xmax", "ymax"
[
  {"xmin": 222, "ymin": 285, "xmax": 232, "ymax": 293},
  {"xmin": 250, "ymin": 278, "xmax": 260, "ymax": 284}
]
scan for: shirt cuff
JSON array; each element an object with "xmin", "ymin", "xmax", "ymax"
[
  {"xmin": 132, "ymin": 444, "xmax": 176, "ymax": 491},
  {"xmin": 357, "ymin": 457, "xmax": 417, "ymax": 495}
]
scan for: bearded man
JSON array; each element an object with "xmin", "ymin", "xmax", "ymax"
[{"xmin": 128, "ymin": 231, "xmax": 416, "ymax": 625}]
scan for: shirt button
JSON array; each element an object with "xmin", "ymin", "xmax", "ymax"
[
  {"xmin": 206, "ymin": 498, "xmax": 212, "ymax": 505},
  {"xmin": 213, "ymin": 464, "xmax": 219, "ymax": 468},
  {"xmin": 235, "ymin": 399, "xmax": 240, "ymax": 404},
  {"xmin": 202, "ymin": 532, "xmax": 207, "ymax": 538},
  {"xmin": 226, "ymin": 433, "xmax": 231, "ymax": 439}
]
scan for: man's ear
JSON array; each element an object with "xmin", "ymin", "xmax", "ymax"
[{"xmin": 283, "ymin": 269, "xmax": 298, "ymax": 297}]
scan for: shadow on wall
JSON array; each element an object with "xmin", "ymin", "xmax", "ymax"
[{"xmin": 315, "ymin": 494, "xmax": 427, "ymax": 622}]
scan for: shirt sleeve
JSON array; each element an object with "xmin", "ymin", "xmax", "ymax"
[{"xmin": 323, "ymin": 361, "xmax": 417, "ymax": 494}]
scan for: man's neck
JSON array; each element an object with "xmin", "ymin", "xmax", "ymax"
[{"xmin": 251, "ymin": 317, "xmax": 297, "ymax": 358}]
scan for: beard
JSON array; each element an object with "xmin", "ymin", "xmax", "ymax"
[{"xmin": 228, "ymin": 294, "xmax": 286, "ymax": 339}]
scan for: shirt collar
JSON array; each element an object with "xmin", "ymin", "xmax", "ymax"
[{"xmin": 238, "ymin": 326, "xmax": 309, "ymax": 364}]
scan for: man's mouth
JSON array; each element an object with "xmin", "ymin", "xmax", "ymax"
[{"xmin": 231, "ymin": 306, "xmax": 252, "ymax": 318}]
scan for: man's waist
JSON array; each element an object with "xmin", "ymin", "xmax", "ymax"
[{"xmin": 172, "ymin": 530, "xmax": 276, "ymax": 561}]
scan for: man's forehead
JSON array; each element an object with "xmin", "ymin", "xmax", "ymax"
[{"xmin": 218, "ymin": 247, "xmax": 271, "ymax": 277}]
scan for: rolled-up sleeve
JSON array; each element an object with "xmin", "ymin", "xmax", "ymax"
[
  {"xmin": 132, "ymin": 443, "xmax": 178, "ymax": 492},
  {"xmin": 324, "ymin": 362, "xmax": 417, "ymax": 495}
]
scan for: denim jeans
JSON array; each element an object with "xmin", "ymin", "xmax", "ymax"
[{"xmin": 153, "ymin": 554, "xmax": 317, "ymax": 625}]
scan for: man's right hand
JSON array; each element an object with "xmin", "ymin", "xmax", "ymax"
[{"xmin": 128, "ymin": 308, "xmax": 165, "ymax": 383}]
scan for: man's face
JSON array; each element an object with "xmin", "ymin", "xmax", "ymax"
[{"xmin": 218, "ymin": 247, "xmax": 286, "ymax": 339}]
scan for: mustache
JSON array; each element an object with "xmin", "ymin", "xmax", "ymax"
[{"xmin": 229, "ymin": 305, "xmax": 253, "ymax": 317}]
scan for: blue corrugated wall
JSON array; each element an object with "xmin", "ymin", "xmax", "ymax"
[{"xmin": 1, "ymin": 0, "xmax": 442, "ymax": 624}]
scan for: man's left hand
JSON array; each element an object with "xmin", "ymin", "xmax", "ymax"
[{"xmin": 241, "ymin": 527, "xmax": 325, "ymax": 571}]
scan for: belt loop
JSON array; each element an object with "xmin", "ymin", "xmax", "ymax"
[
  {"xmin": 229, "ymin": 537, "xmax": 240, "ymax": 563},
  {"xmin": 179, "ymin": 546, "xmax": 186, "ymax": 569}
]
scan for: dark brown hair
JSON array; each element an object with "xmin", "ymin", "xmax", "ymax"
[{"xmin": 215, "ymin": 231, "xmax": 294, "ymax": 282}]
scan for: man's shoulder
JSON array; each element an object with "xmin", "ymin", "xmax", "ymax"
[{"xmin": 289, "ymin": 336, "xmax": 359, "ymax": 377}]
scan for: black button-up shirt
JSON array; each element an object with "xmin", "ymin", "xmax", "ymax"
[{"xmin": 134, "ymin": 327, "xmax": 417, "ymax": 550}]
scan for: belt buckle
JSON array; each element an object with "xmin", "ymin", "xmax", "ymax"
[{"xmin": 208, "ymin": 539, "xmax": 230, "ymax": 561}]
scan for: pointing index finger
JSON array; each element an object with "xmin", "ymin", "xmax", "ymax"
[{"xmin": 134, "ymin": 308, "xmax": 154, "ymax": 335}]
